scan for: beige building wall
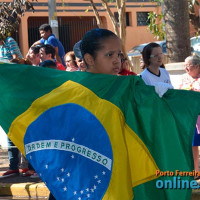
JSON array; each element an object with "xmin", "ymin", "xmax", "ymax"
[{"xmin": 4, "ymin": 0, "xmax": 161, "ymax": 57}]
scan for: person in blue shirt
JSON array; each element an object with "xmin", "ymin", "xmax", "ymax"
[{"xmin": 32, "ymin": 24, "xmax": 66, "ymax": 67}]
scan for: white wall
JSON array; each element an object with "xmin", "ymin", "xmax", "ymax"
[
  {"xmin": 0, "ymin": 126, "xmax": 8, "ymax": 149},
  {"xmin": 165, "ymin": 62, "xmax": 185, "ymax": 89}
]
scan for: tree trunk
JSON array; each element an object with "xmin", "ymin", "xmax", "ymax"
[
  {"xmin": 164, "ymin": 0, "xmax": 191, "ymax": 62},
  {"xmin": 89, "ymin": 0, "xmax": 103, "ymax": 28},
  {"xmin": 101, "ymin": 0, "xmax": 120, "ymax": 37},
  {"xmin": 88, "ymin": 0, "xmax": 133, "ymax": 69},
  {"xmin": 117, "ymin": 0, "xmax": 126, "ymax": 52},
  {"xmin": 116, "ymin": 0, "xmax": 133, "ymax": 70}
]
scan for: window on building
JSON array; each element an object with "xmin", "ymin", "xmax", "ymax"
[
  {"xmin": 114, "ymin": 12, "xmax": 130, "ymax": 26},
  {"xmin": 137, "ymin": 12, "xmax": 150, "ymax": 26}
]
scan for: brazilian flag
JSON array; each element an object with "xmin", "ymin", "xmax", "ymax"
[{"xmin": 0, "ymin": 63, "xmax": 200, "ymax": 200}]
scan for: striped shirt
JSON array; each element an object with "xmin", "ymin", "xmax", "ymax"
[{"xmin": 0, "ymin": 37, "xmax": 23, "ymax": 62}]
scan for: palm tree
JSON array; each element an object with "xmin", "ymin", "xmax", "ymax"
[{"xmin": 164, "ymin": 0, "xmax": 191, "ymax": 62}]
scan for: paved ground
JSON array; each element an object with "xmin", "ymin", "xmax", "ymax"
[
  {"xmin": 0, "ymin": 149, "xmax": 49, "ymax": 199},
  {"xmin": 1, "ymin": 148, "xmax": 200, "ymax": 199}
]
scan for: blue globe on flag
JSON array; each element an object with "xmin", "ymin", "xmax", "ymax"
[{"xmin": 24, "ymin": 103, "xmax": 113, "ymax": 199}]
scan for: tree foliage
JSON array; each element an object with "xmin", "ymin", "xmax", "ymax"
[
  {"xmin": 147, "ymin": 0, "xmax": 199, "ymax": 40},
  {"xmin": 0, "ymin": 0, "xmax": 36, "ymax": 40},
  {"xmin": 147, "ymin": 12, "xmax": 165, "ymax": 40}
]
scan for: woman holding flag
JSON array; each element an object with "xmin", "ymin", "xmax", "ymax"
[{"xmin": 179, "ymin": 54, "xmax": 200, "ymax": 177}]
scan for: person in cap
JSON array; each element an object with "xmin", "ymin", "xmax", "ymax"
[{"xmin": 73, "ymin": 40, "xmax": 87, "ymax": 72}]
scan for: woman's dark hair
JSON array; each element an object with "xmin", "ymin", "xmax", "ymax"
[
  {"xmin": 80, "ymin": 28, "xmax": 118, "ymax": 60},
  {"xmin": 142, "ymin": 42, "xmax": 161, "ymax": 66},
  {"xmin": 160, "ymin": 63, "xmax": 165, "ymax": 68}
]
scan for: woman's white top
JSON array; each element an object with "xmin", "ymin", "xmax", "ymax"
[{"xmin": 140, "ymin": 68, "xmax": 172, "ymax": 86}]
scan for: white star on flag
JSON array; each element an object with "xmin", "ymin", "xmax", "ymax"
[
  {"xmin": 91, "ymin": 188, "xmax": 94, "ymax": 193},
  {"xmin": 86, "ymin": 188, "xmax": 89, "ymax": 192},
  {"xmin": 73, "ymin": 191, "xmax": 77, "ymax": 195},
  {"xmin": 67, "ymin": 172, "xmax": 70, "ymax": 177},
  {"xmin": 93, "ymin": 185, "xmax": 97, "ymax": 189},
  {"xmin": 87, "ymin": 194, "xmax": 90, "ymax": 197},
  {"xmin": 97, "ymin": 180, "xmax": 101, "ymax": 184},
  {"xmin": 57, "ymin": 177, "xmax": 60, "ymax": 181},
  {"xmin": 80, "ymin": 190, "xmax": 84, "ymax": 194},
  {"xmin": 63, "ymin": 187, "xmax": 67, "ymax": 191},
  {"xmin": 102, "ymin": 171, "xmax": 106, "ymax": 175},
  {"xmin": 61, "ymin": 178, "xmax": 64, "ymax": 182},
  {"xmin": 45, "ymin": 164, "xmax": 48, "ymax": 169},
  {"xmin": 61, "ymin": 168, "xmax": 64, "ymax": 172},
  {"xmin": 72, "ymin": 138, "xmax": 75, "ymax": 142},
  {"xmin": 71, "ymin": 155, "xmax": 74, "ymax": 159},
  {"xmin": 78, "ymin": 197, "xmax": 81, "ymax": 200},
  {"xmin": 94, "ymin": 175, "xmax": 98, "ymax": 179}
]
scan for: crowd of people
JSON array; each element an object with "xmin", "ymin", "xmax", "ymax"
[
  {"xmin": 0, "ymin": 24, "xmax": 136, "ymax": 74},
  {"xmin": 0, "ymin": 24, "xmax": 200, "ymax": 199}
]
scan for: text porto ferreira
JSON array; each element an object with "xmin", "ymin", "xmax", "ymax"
[{"xmin": 155, "ymin": 170, "xmax": 200, "ymax": 189}]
